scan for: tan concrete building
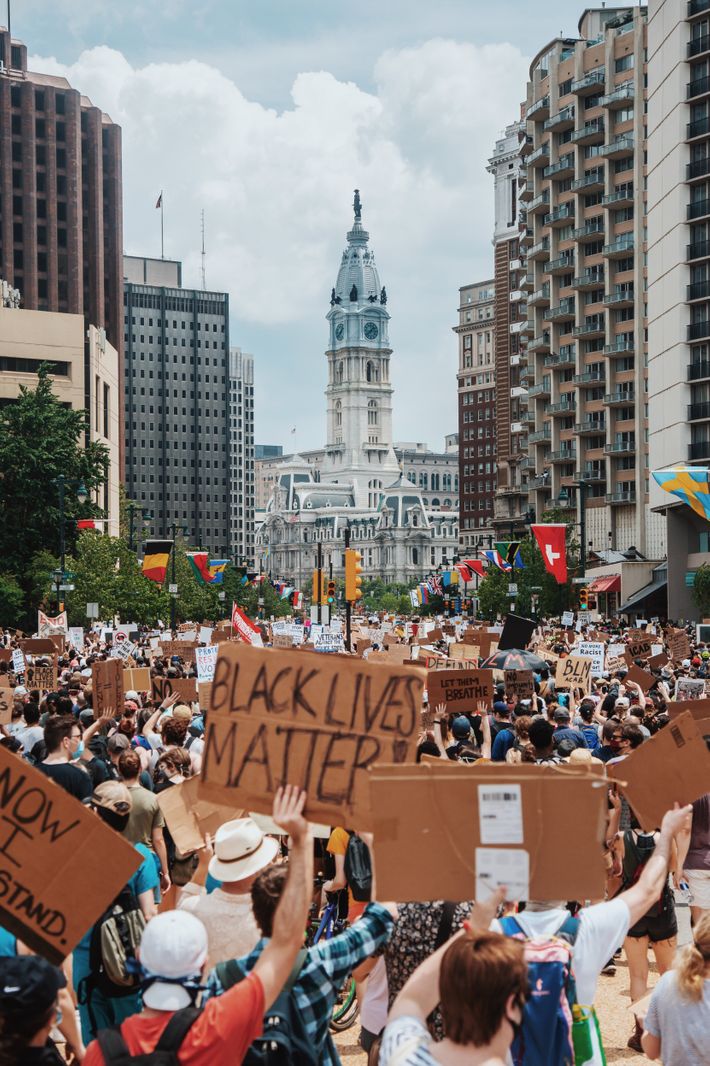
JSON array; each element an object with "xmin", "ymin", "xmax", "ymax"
[
  {"xmin": 454, "ymin": 280, "xmax": 496, "ymax": 552},
  {"xmin": 523, "ymin": 5, "xmax": 664, "ymax": 579},
  {"xmin": 0, "ymin": 302, "xmax": 120, "ymax": 534}
]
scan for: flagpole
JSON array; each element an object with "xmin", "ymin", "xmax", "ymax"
[{"xmin": 161, "ymin": 197, "xmax": 164, "ymax": 260}]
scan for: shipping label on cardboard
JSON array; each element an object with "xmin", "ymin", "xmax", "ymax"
[
  {"xmin": 555, "ymin": 655, "xmax": 592, "ymax": 692},
  {"xmin": 199, "ymin": 642, "xmax": 425, "ymax": 828},
  {"xmin": 426, "ymin": 669, "xmax": 494, "ymax": 712}
]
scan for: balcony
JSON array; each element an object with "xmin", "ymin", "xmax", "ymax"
[
  {"xmin": 550, "ymin": 447, "xmax": 577, "ymax": 463},
  {"xmin": 606, "ymin": 490, "xmax": 636, "ymax": 505},
  {"xmin": 688, "ymin": 115, "xmax": 710, "ymax": 141},
  {"xmin": 689, "ymin": 0, "xmax": 710, "ymax": 16},
  {"xmin": 529, "ymin": 142, "xmax": 551, "ymax": 167},
  {"xmin": 689, "ymin": 440, "xmax": 710, "ymax": 459},
  {"xmin": 572, "ymin": 167, "xmax": 605, "ymax": 191},
  {"xmin": 528, "ymin": 237, "xmax": 551, "ymax": 260},
  {"xmin": 602, "ymin": 183, "xmax": 634, "ymax": 206},
  {"xmin": 603, "ymin": 235, "xmax": 635, "ymax": 258},
  {"xmin": 510, "ymin": 288, "xmax": 525, "ymax": 303},
  {"xmin": 573, "ymin": 317, "xmax": 605, "ymax": 338},
  {"xmin": 523, "ymin": 409, "xmax": 537, "ymax": 425},
  {"xmin": 571, "ymin": 119, "xmax": 605, "ymax": 145},
  {"xmin": 527, "ymin": 95, "xmax": 550, "ymax": 120},
  {"xmin": 529, "ymin": 283, "xmax": 551, "ymax": 307},
  {"xmin": 605, "ymin": 389, "xmax": 636, "ymax": 405},
  {"xmin": 529, "ymin": 334, "xmax": 552, "ymax": 355},
  {"xmin": 574, "ymin": 368, "xmax": 606, "ymax": 385},
  {"xmin": 572, "ymin": 219, "xmax": 605, "ymax": 242},
  {"xmin": 575, "ymin": 465, "xmax": 606, "ymax": 482},
  {"xmin": 605, "ymin": 437, "xmax": 636, "ymax": 455},
  {"xmin": 600, "ymin": 82, "xmax": 634, "ymax": 108},
  {"xmin": 529, "ymin": 475, "xmax": 549, "ymax": 490},
  {"xmin": 688, "ymin": 238, "xmax": 710, "ymax": 261},
  {"xmin": 572, "ymin": 69, "xmax": 606, "ymax": 95},
  {"xmin": 528, "ymin": 377, "xmax": 552, "ymax": 397},
  {"xmin": 688, "ymin": 197, "xmax": 710, "ymax": 221},
  {"xmin": 599, "ymin": 135, "xmax": 634, "ymax": 159},
  {"xmin": 529, "ymin": 190, "xmax": 550, "ymax": 214},
  {"xmin": 544, "ymin": 299, "xmax": 576, "ymax": 322},
  {"xmin": 688, "ymin": 74, "xmax": 710, "ymax": 100},
  {"xmin": 687, "ymin": 156, "xmax": 710, "ymax": 181},
  {"xmin": 546, "ymin": 345, "xmax": 576, "ymax": 368},
  {"xmin": 690, "ymin": 34, "xmax": 710, "ymax": 59},
  {"xmin": 545, "ymin": 252, "xmax": 575, "ymax": 274},
  {"xmin": 688, "ymin": 401, "xmax": 710, "ymax": 420},
  {"xmin": 572, "ymin": 269, "xmax": 605, "ymax": 289},
  {"xmin": 604, "ymin": 334, "xmax": 635, "ymax": 356},
  {"xmin": 688, "ymin": 359, "xmax": 710, "ymax": 381},
  {"xmin": 544, "ymin": 106, "xmax": 576, "ymax": 132},
  {"xmin": 604, "ymin": 286, "xmax": 634, "ymax": 307},
  {"xmin": 528, "ymin": 427, "xmax": 552, "ymax": 444},
  {"xmin": 575, "ymin": 418, "xmax": 606, "ymax": 435},
  {"xmin": 548, "ymin": 397, "xmax": 577, "ymax": 415},
  {"xmin": 544, "ymin": 153, "xmax": 575, "ymax": 179},
  {"xmin": 544, "ymin": 202, "xmax": 575, "ymax": 227},
  {"xmin": 688, "ymin": 319, "xmax": 710, "ymax": 340}
]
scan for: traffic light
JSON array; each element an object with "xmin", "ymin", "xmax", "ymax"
[
  {"xmin": 327, "ymin": 579, "xmax": 336, "ymax": 604},
  {"xmin": 344, "ymin": 549, "xmax": 363, "ymax": 602},
  {"xmin": 579, "ymin": 586, "xmax": 589, "ymax": 611},
  {"xmin": 312, "ymin": 569, "xmax": 327, "ymax": 605}
]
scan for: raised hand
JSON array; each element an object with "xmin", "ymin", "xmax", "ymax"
[{"xmin": 272, "ymin": 784, "xmax": 309, "ymax": 846}]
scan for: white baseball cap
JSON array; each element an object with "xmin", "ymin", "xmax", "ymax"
[{"xmin": 139, "ymin": 911, "xmax": 208, "ymax": 1010}]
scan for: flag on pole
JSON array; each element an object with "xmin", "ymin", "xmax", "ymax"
[
  {"xmin": 481, "ymin": 549, "xmax": 512, "ymax": 573},
  {"xmin": 142, "ymin": 539, "xmax": 172, "ymax": 583},
  {"xmin": 155, "ymin": 192, "xmax": 163, "ymax": 209},
  {"xmin": 77, "ymin": 519, "xmax": 101, "ymax": 531},
  {"xmin": 652, "ymin": 467, "xmax": 710, "ymax": 521},
  {"xmin": 462, "ymin": 559, "xmax": 488, "ymax": 579},
  {"xmin": 231, "ymin": 603, "xmax": 263, "ymax": 645},
  {"xmin": 208, "ymin": 560, "xmax": 229, "ymax": 584},
  {"xmin": 495, "ymin": 541, "xmax": 525, "ymax": 569},
  {"xmin": 531, "ymin": 524, "xmax": 568, "ymax": 584},
  {"xmin": 186, "ymin": 551, "xmax": 212, "ymax": 585}
]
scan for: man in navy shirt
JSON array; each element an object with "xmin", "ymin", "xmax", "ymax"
[{"xmin": 552, "ymin": 706, "xmax": 588, "ymax": 751}]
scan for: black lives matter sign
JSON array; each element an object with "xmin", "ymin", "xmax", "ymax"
[{"xmin": 199, "ymin": 643, "xmax": 425, "ymax": 829}]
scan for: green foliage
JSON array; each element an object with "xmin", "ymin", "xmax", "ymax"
[
  {"xmin": 361, "ymin": 578, "xmax": 413, "ymax": 616},
  {"xmin": 692, "ymin": 563, "xmax": 710, "ymax": 617},
  {"xmin": 0, "ymin": 573, "xmax": 24, "ymax": 627}
]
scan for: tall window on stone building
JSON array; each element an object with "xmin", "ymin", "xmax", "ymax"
[
  {"xmin": 368, "ymin": 399, "xmax": 378, "ymax": 425},
  {"xmin": 335, "ymin": 400, "xmax": 342, "ymax": 427}
]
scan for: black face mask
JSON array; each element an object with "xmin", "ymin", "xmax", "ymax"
[{"xmin": 97, "ymin": 807, "xmax": 130, "ymax": 833}]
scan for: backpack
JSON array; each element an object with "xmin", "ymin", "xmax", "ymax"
[
  {"xmin": 97, "ymin": 1006, "xmax": 201, "ymax": 1065},
  {"xmin": 621, "ymin": 830, "xmax": 672, "ymax": 918},
  {"xmin": 214, "ymin": 948, "xmax": 320, "ymax": 1066},
  {"xmin": 344, "ymin": 832, "xmax": 372, "ymax": 902},
  {"xmin": 499, "ymin": 913, "xmax": 580, "ymax": 1066},
  {"xmin": 581, "ymin": 726, "xmax": 600, "ymax": 753},
  {"xmin": 77, "ymin": 885, "xmax": 146, "ymax": 1032}
]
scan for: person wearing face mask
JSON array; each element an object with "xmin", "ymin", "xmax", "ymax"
[
  {"xmin": 0, "ymin": 955, "xmax": 68, "ymax": 1065},
  {"xmin": 37, "ymin": 714, "xmax": 92, "ymax": 801},
  {"xmin": 73, "ymin": 781, "xmax": 159, "ymax": 1044}
]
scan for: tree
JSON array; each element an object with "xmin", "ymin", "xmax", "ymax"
[
  {"xmin": 0, "ymin": 364, "xmax": 109, "ymax": 580},
  {"xmin": 692, "ymin": 563, "xmax": 710, "ymax": 617},
  {"xmin": 0, "ymin": 573, "xmax": 24, "ymax": 628}
]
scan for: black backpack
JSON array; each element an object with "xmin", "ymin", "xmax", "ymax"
[
  {"xmin": 344, "ymin": 832, "xmax": 372, "ymax": 902},
  {"xmin": 97, "ymin": 1006, "xmax": 201, "ymax": 1065},
  {"xmin": 214, "ymin": 949, "xmax": 320, "ymax": 1066}
]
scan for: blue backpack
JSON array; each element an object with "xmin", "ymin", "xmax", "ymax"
[
  {"xmin": 499, "ymin": 914, "xmax": 580, "ymax": 1066},
  {"xmin": 581, "ymin": 725, "xmax": 601, "ymax": 753}
]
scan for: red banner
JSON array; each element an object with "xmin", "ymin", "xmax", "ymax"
[
  {"xmin": 463, "ymin": 559, "xmax": 488, "ymax": 579},
  {"xmin": 531, "ymin": 524, "xmax": 568, "ymax": 584},
  {"xmin": 231, "ymin": 602, "xmax": 263, "ymax": 646}
]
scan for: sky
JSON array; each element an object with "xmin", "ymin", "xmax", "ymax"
[{"xmin": 14, "ymin": 0, "xmax": 632, "ymax": 452}]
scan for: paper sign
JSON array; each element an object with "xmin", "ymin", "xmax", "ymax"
[
  {"xmin": 478, "ymin": 783, "xmax": 523, "ymax": 844},
  {"xmin": 561, "ymin": 611, "xmax": 574, "ymax": 628},
  {"xmin": 199, "ymin": 642, "xmax": 426, "ymax": 829},
  {"xmin": 123, "ymin": 667, "xmax": 152, "ymax": 692},
  {"xmin": 152, "ymin": 676, "xmax": 197, "ymax": 704},
  {"xmin": 504, "ymin": 670, "xmax": 534, "ymax": 701},
  {"xmin": 608, "ymin": 712, "xmax": 710, "ymax": 829},
  {"xmin": 575, "ymin": 642, "xmax": 605, "ymax": 676},
  {"xmin": 426, "ymin": 668, "xmax": 494, "ymax": 711},
  {"xmin": 195, "ymin": 645, "xmax": 219, "ymax": 684},
  {"xmin": 199, "ymin": 626, "xmax": 214, "ymax": 646},
  {"xmin": 68, "ymin": 627, "xmax": 85, "ymax": 652},
  {"xmin": 92, "ymin": 659, "xmax": 124, "ymax": 716},
  {"xmin": 476, "ymin": 847, "xmax": 530, "ymax": 902},
  {"xmin": 0, "ymin": 744, "xmax": 140, "ymax": 963},
  {"xmin": 555, "ymin": 655, "xmax": 592, "ymax": 692},
  {"xmin": 11, "ymin": 649, "xmax": 25, "ymax": 676},
  {"xmin": 675, "ymin": 678, "xmax": 705, "ymax": 701},
  {"xmin": 110, "ymin": 640, "xmax": 136, "ymax": 662}
]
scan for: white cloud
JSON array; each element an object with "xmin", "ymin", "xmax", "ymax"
[{"xmin": 29, "ymin": 38, "xmax": 529, "ymax": 446}]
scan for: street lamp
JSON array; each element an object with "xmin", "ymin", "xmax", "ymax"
[
  {"xmin": 168, "ymin": 522, "xmax": 189, "ymax": 632},
  {"xmin": 128, "ymin": 503, "xmax": 153, "ymax": 552},
  {"xmin": 558, "ymin": 483, "xmax": 588, "ymax": 578},
  {"xmin": 52, "ymin": 475, "xmax": 88, "ymax": 610}
]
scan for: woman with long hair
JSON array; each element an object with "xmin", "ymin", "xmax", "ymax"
[{"xmin": 641, "ymin": 913, "xmax": 710, "ymax": 1063}]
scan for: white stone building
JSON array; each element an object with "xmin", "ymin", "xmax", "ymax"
[{"xmin": 257, "ymin": 193, "xmax": 459, "ymax": 585}]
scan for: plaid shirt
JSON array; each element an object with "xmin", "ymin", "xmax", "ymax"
[{"xmin": 204, "ymin": 902, "xmax": 394, "ymax": 1066}]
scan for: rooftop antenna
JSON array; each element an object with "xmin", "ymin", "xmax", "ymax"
[
  {"xmin": 201, "ymin": 208, "xmax": 206, "ymax": 290},
  {"xmin": 7, "ymin": 0, "xmax": 11, "ymax": 52}
]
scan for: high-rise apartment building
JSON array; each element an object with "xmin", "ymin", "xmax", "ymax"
[
  {"xmin": 454, "ymin": 281, "xmax": 496, "ymax": 551},
  {"xmin": 229, "ymin": 347, "xmax": 255, "ymax": 566},
  {"xmin": 123, "ymin": 255, "xmax": 232, "ymax": 556},
  {"xmin": 523, "ymin": 6, "xmax": 664, "ymax": 574},
  {"xmin": 647, "ymin": 0, "xmax": 710, "ymax": 617},
  {"xmin": 488, "ymin": 121, "xmax": 530, "ymax": 538},
  {"xmin": 0, "ymin": 28, "xmax": 123, "ymax": 409}
]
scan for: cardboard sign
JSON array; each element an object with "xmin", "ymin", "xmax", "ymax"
[
  {"xmin": 152, "ymin": 676, "xmax": 197, "ymax": 704},
  {"xmin": 608, "ymin": 712, "xmax": 710, "ymax": 829},
  {"xmin": 157, "ymin": 775, "xmax": 244, "ymax": 855},
  {"xmin": 211, "ymin": 630, "xmax": 231, "ymax": 644},
  {"xmin": 198, "ymin": 681, "xmax": 212, "ymax": 710},
  {"xmin": 356, "ymin": 639, "xmax": 372, "ymax": 657},
  {"xmin": 199, "ymin": 642, "xmax": 426, "ymax": 828},
  {"xmin": 48, "ymin": 633, "xmax": 65, "ymax": 655},
  {"xmin": 667, "ymin": 697, "xmax": 710, "ymax": 719},
  {"xmin": 575, "ymin": 641, "xmax": 605, "ymax": 676},
  {"xmin": 0, "ymin": 680, "xmax": 14, "ymax": 725},
  {"xmin": 123, "ymin": 667, "xmax": 152, "ymax": 692},
  {"xmin": 498, "ymin": 614, "xmax": 537, "ymax": 652},
  {"xmin": 648, "ymin": 652, "xmax": 669, "ymax": 670},
  {"xmin": 426, "ymin": 669, "xmax": 494, "ymax": 712},
  {"xmin": 92, "ymin": 659, "xmax": 125, "ymax": 716},
  {"xmin": 605, "ymin": 655, "xmax": 626, "ymax": 674},
  {"xmin": 29, "ymin": 660, "xmax": 58, "ymax": 693},
  {"xmin": 19, "ymin": 639, "xmax": 56, "ymax": 655},
  {"xmin": 428, "ymin": 628, "xmax": 444, "ymax": 643},
  {"xmin": 195, "ymin": 645, "xmax": 219, "ymax": 683},
  {"xmin": 158, "ymin": 640, "xmax": 198, "ymax": 663},
  {"xmin": 370, "ymin": 762, "xmax": 607, "ymax": 902},
  {"xmin": 624, "ymin": 665, "xmax": 657, "ymax": 693},
  {"xmin": 666, "ymin": 628, "xmax": 691, "ymax": 663},
  {"xmin": 625, "ymin": 637, "xmax": 653, "ymax": 661},
  {"xmin": 272, "ymin": 634, "xmax": 294, "ymax": 649},
  {"xmin": 504, "ymin": 670, "xmax": 534, "ymax": 701},
  {"xmin": 555, "ymin": 655, "xmax": 592, "ymax": 692},
  {"xmin": 0, "ymin": 744, "xmax": 141, "ymax": 962}
]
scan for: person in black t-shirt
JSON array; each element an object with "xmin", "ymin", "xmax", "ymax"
[{"xmin": 36, "ymin": 715, "xmax": 92, "ymax": 801}]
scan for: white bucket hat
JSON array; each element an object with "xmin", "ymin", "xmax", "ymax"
[
  {"xmin": 139, "ymin": 911, "xmax": 208, "ymax": 1010},
  {"xmin": 207, "ymin": 817, "xmax": 279, "ymax": 883}
]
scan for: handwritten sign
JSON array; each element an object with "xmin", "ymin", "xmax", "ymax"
[
  {"xmin": 195, "ymin": 645, "xmax": 219, "ymax": 684},
  {"xmin": 555, "ymin": 655, "xmax": 592, "ymax": 692},
  {"xmin": 674, "ymin": 677, "xmax": 705, "ymax": 701},
  {"xmin": 0, "ymin": 680, "xmax": 14, "ymax": 725},
  {"xmin": 19, "ymin": 639, "xmax": 56, "ymax": 655},
  {"xmin": 504, "ymin": 669, "xmax": 534, "ymax": 701},
  {"xmin": 158, "ymin": 640, "xmax": 198, "ymax": 663},
  {"xmin": 92, "ymin": 659, "xmax": 124, "ymax": 716},
  {"xmin": 11, "ymin": 649, "xmax": 25, "ymax": 676},
  {"xmin": 67, "ymin": 627, "xmax": 85, "ymax": 652},
  {"xmin": 152, "ymin": 676, "xmax": 197, "ymax": 704},
  {"xmin": 29, "ymin": 660, "xmax": 58, "ymax": 693},
  {"xmin": 426, "ymin": 669, "xmax": 494, "ymax": 712},
  {"xmin": 575, "ymin": 641, "xmax": 605, "ymax": 676},
  {"xmin": 666, "ymin": 628, "xmax": 691, "ymax": 663},
  {"xmin": 625, "ymin": 637, "xmax": 653, "ymax": 661},
  {"xmin": 199, "ymin": 642, "xmax": 426, "ymax": 828}
]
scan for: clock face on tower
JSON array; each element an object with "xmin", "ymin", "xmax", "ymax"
[
  {"xmin": 364, "ymin": 322, "xmax": 378, "ymax": 340},
  {"xmin": 335, "ymin": 323, "xmax": 345, "ymax": 340}
]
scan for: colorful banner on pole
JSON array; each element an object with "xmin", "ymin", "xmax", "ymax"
[
  {"xmin": 142, "ymin": 540, "xmax": 172, "ymax": 583},
  {"xmin": 531, "ymin": 524, "xmax": 568, "ymax": 584},
  {"xmin": 652, "ymin": 467, "xmax": 710, "ymax": 522}
]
